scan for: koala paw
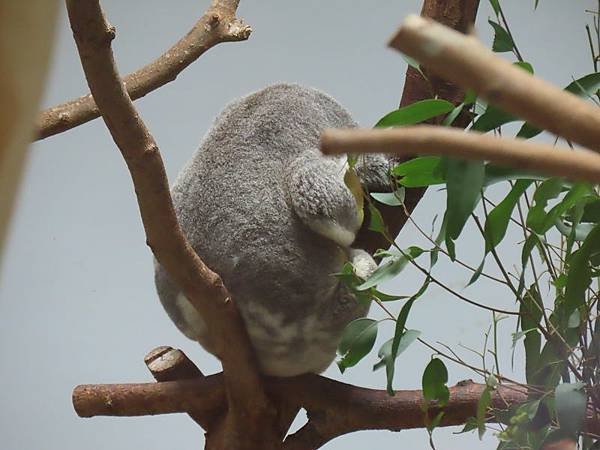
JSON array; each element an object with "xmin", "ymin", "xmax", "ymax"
[{"xmin": 349, "ymin": 248, "xmax": 377, "ymax": 280}]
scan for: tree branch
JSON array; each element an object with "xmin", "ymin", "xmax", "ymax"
[
  {"xmin": 65, "ymin": 1, "xmax": 278, "ymax": 448},
  {"xmin": 36, "ymin": 0, "xmax": 251, "ymax": 141},
  {"xmin": 354, "ymin": 0, "xmax": 480, "ymax": 254},
  {"xmin": 321, "ymin": 125, "xmax": 600, "ymax": 183},
  {"xmin": 389, "ymin": 15, "xmax": 600, "ymax": 152}
]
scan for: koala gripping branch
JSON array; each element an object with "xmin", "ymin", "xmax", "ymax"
[{"xmin": 65, "ymin": 1, "xmax": 279, "ymax": 449}]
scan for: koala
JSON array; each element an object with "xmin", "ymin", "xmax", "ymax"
[{"xmin": 155, "ymin": 83, "xmax": 390, "ymax": 377}]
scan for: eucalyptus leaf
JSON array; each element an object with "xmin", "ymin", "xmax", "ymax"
[
  {"xmin": 337, "ymin": 318, "xmax": 378, "ymax": 372},
  {"xmin": 488, "ymin": 20, "xmax": 514, "ymax": 53},
  {"xmin": 555, "ymin": 383, "xmax": 587, "ymax": 436},
  {"xmin": 375, "ymin": 99, "xmax": 455, "ymax": 128},
  {"xmin": 445, "ymin": 158, "xmax": 485, "ymax": 245},
  {"xmin": 422, "ymin": 358, "xmax": 450, "ymax": 407},
  {"xmin": 371, "ymin": 188, "xmax": 405, "ymax": 206},
  {"xmin": 484, "ymin": 179, "xmax": 532, "ymax": 253},
  {"xmin": 357, "ymin": 246, "xmax": 424, "ymax": 290}
]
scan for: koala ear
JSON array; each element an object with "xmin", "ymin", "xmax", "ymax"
[{"xmin": 285, "ymin": 154, "xmax": 362, "ymax": 247}]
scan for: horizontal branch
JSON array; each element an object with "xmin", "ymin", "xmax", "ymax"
[
  {"xmin": 36, "ymin": 0, "xmax": 251, "ymax": 140},
  {"xmin": 321, "ymin": 126, "xmax": 600, "ymax": 183},
  {"xmin": 388, "ymin": 15, "xmax": 600, "ymax": 152},
  {"xmin": 72, "ymin": 375, "xmax": 523, "ymax": 426}
]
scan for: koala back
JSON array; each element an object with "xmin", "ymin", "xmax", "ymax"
[{"xmin": 155, "ymin": 83, "xmax": 369, "ymax": 376}]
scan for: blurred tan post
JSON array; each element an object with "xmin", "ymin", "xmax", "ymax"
[{"xmin": 0, "ymin": 1, "xmax": 60, "ymax": 266}]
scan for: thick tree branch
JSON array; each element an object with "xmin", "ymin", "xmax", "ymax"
[
  {"xmin": 389, "ymin": 15, "xmax": 600, "ymax": 152},
  {"xmin": 354, "ymin": 0, "xmax": 480, "ymax": 254},
  {"xmin": 321, "ymin": 125, "xmax": 600, "ymax": 183},
  {"xmin": 36, "ymin": 0, "xmax": 251, "ymax": 141},
  {"xmin": 65, "ymin": 1, "xmax": 278, "ymax": 448}
]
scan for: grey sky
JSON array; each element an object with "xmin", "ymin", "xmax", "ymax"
[{"xmin": 0, "ymin": 1, "xmax": 596, "ymax": 449}]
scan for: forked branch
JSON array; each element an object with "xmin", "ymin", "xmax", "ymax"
[
  {"xmin": 65, "ymin": 1, "xmax": 278, "ymax": 448},
  {"xmin": 36, "ymin": 0, "xmax": 250, "ymax": 141}
]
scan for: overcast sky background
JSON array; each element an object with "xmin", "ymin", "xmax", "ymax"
[{"xmin": 1, "ymin": 1, "xmax": 597, "ymax": 449}]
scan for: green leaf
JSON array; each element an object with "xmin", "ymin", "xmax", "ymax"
[
  {"xmin": 514, "ymin": 61, "xmax": 534, "ymax": 74},
  {"xmin": 442, "ymin": 102, "xmax": 465, "ymax": 126},
  {"xmin": 392, "ymin": 156, "xmax": 445, "ymax": 187},
  {"xmin": 357, "ymin": 246, "xmax": 424, "ymax": 290},
  {"xmin": 536, "ymin": 183, "xmax": 592, "ymax": 234},
  {"xmin": 555, "ymin": 383, "xmax": 587, "ymax": 436},
  {"xmin": 565, "ymin": 72, "xmax": 600, "ymax": 97},
  {"xmin": 484, "ymin": 179, "xmax": 531, "ymax": 253},
  {"xmin": 374, "ymin": 330, "xmax": 421, "ymax": 395},
  {"xmin": 565, "ymin": 224, "xmax": 600, "ymax": 319},
  {"xmin": 526, "ymin": 178, "xmax": 564, "ymax": 232},
  {"xmin": 472, "ymin": 105, "xmax": 516, "ymax": 132},
  {"xmin": 430, "ymin": 214, "xmax": 447, "ymax": 268},
  {"xmin": 467, "ymin": 258, "xmax": 485, "ymax": 286},
  {"xmin": 368, "ymin": 202, "xmax": 386, "ymax": 234},
  {"xmin": 581, "ymin": 199, "xmax": 600, "ymax": 222},
  {"xmin": 488, "ymin": 0, "xmax": 501, "ymax": 15},
  {"xmin": 488, "ymin": 20, "xmax": 514, "ymax": 53},
  {"xmin": 371, "ymin": 289, "xmax": 407, "ymax": 302},
  {"xmin": 445, "ymin": 159, "xmax": 485, "ymax": 245},
  {"xmin": 520, "ymin": 285, "xmax": 543, "ymax": 384},
  {"xmin": 371, "ymin": 188, "xmax": 405, "ymax": 206},
  {"xmin": 483, "ymin": 165, "xmax": 547, "ymax": 185},
  {"xmin": 375, "ymin": 99, "xmax": 455, "ymax": 128},
  {"xmin": 422, "ymin": 358, "xmax": 450, "ymax": 407},
  {"xmin": 521, "ymin": 233, "xmax": 542, "ymax": 268},
  {"xmin": 477, "ymin": 386, "xmax": 492, "ymax": 439},
  {"xmin": 337, "ymin": 318, "xmax": 378, "ymax": 372},
  {"xmin": 400, "ymin": 53, "xmax": 423, "ymax": 73}
]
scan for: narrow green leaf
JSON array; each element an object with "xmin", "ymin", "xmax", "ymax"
[
  {"xmin": 565, "ymin": 224, "xmax": 600, "ymax": 318},
  {"xmin": 520, "ymin": 285, "xmax": 543, "ymax": 384},
  {"xmin": 488, "ymin": 20, "xmax": 514, "ymax": 53},
  {"xmin": 371, "ymin": 188, "xmax": 405, "ymax": 206},
  {"xmin": 484, "ymin": 179, "xmax": 531, "ymax": 252},
  {"xmin": 373, "ymin": 330, "xmax": 421, "ymax": 395},
  {"xmin": 375, "ymin": 99, "xmax": 455, "ymax": 128},
  {"xmin": 445, "ymin": 159, "xmax": 485, "ymax": 244},
  {"xmin": 477, "ymin": 387, "xmax": 492, "ymax": 439},
  {"xmin": 526, "ymin": 178, "xmax": 564, "ymax": 232},
  {"xmin": 392, "ymin": 156, "xmax": 445, "ymax": 187},
  {"xmin": 467, "ymin": 258, "xmax": 485, "ymax": 286},
  {"xmin": 357, "ymin": 246, "xmax": 424, "ymax": 290},
  {"xmin": 555, "ymin": 383, "xmax": 587, "ymax": 436},
  {"xmin": 337, "ymin": 318, "xmax": 378, "ymax": 372},
  {"xmin": 472, "ymin": 105, "xmax": 516, "ymax": 132},
  {"xmin": 422, "ymin": 358, "xmax": 450, "ymax": 406},
  {"xmin": 536, "ymin": 183, "xmax": 592, "ymax": 234},
  {"xmin": 489, "ymin": 0, "xmax": 501, "ymax": 15},
  {"xmin": 368, "ymin": 202, "xmax": 386, "ymax": 234}
]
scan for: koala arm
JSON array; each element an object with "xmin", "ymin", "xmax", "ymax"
[{"xmin": 285, "ymin": 154, "xmax": 362, "ymax": 248}]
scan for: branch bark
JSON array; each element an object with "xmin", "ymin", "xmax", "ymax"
[
  {"xmin": 389, "ymin": 15, "xmax": 600, "ymax": 152},
  {"xmin": 354, "ymin": 0, "xmax": 480, "ymax": 254},
  {"xmin": 321, "ymin": 125, "xmax": 600, "ymax": 183},
  {"xmin": 65, "ymin": 1, "xmax": 278, "ymax": 448},
  {"xmin": 36, "ymin": 0, "xmax": 251, "ymax": 141}
]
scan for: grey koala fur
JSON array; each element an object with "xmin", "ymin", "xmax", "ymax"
[{"xmin": 155, "ymin": 83, "xmax": 390, "ymax": 376}]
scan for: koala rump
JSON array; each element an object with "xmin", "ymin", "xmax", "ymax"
[{"xmin": 155, "ymin": 83, "xmax": 387, "ymax": 376}]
